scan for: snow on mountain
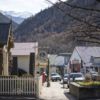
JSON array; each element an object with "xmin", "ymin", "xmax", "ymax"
[
  {"xmin": 1, "ymin": 11, "xmax": 33, "ymax": 18},
  {"xmin": 0, "ymin": 10, "xmax": 33, "ymax": 24}
]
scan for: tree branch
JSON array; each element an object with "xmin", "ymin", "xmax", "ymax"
[
  {"xmin": 59, "ymin": 0, "xmax": 100, "ymax": 12},
  {"xmin": 46, "ymin": 0, "xmax": 100, "ymax": 29}
]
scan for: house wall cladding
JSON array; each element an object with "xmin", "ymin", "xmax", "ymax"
[
  {"xmin": 0, "ymin": 49, "xmax": 3, "ymax": 74},
  {"xmin": 12, "ymin": 53, "xmax": 35, "ymax": 76},
  {"xmin": 18, "ymin": 56, "xmax": 30, "ymax": 73}
]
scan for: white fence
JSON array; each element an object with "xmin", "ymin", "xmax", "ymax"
[{"xmin": 0, "ymin": 76, "xmax": 35, "ymax": 96}]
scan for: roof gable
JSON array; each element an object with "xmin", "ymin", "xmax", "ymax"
[
  {"xmin": 75, "ymin": 46, "xmax": 100, "ymax": 64},
  {"xmin": 0, "ymin": 23, "xmax": 11, "ymax": 44},
  {"xmin": 11, "ymin": 42, "xmax": 38, "ymax": 56},
  {"xmin": 0, "ymin": 13, "xmax": 11, "ymax": 23}
]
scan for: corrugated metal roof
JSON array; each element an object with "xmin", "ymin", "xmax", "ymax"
[
  {"xmin": 0, "ymin": 23, "xmax": 10, "ymax": 44},
  {"xmin": 49, "ymin": 54, "xmax": 65, "ymax": 66},
  {"xmin": 76, "ymin": 46, "xmax": 100, "ymax": 64},
  {"xmin": 11, "ymin": 42, "xmax": 38, "ymax": 56}
]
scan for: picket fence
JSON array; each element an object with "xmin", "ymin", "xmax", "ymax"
[{"xmin": 0, "ymin": 76, "xmax": 35, "ymax": 96}]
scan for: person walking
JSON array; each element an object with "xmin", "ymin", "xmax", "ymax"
[{"xmin": 42, "ymin": 71, "xmax": 46, "ymax": 85}]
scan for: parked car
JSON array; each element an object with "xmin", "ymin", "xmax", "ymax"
[
  {"xmin": 51, "ymin": 73, "xmax": 61, "ymax": 81},
  {"xmin": 63, "ymin": 74, "xmax": 69, "ymax": 84},
  {"xmin": 89, "ymin": 70, "xmax": 98, "ymax": 75},
  {"xmin": 67, "ymin": 72, "xmax": 85, "ymax": 87},
  {"xmin": 89, "ymin": 71, "xmax": 98, "ymax": 80}
]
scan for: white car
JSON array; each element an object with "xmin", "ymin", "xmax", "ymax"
[
  {"xmin": 89, "ymin": 71, "xmax": 98, "ymax": 80},
  {"xmin": 51, "ymin": 73, "xmax": 61, "ymax": 81},
  {"xmin": 68, "ymin": 72, "xmax": 85, "ymax": 87}
]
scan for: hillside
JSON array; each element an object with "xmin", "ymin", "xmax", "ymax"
[
  {"xmin": 15, "ymin": 0, "xmax": 100, "ymax": 53},
  {"xmin": 0, "ymin": 13, "xmax": 18, "ymax": 30},
  {"xmin": 1, "ymin": 10, "xmax": 33, "ymax": 24}
]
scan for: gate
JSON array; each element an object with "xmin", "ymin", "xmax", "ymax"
[{"xmin": 0, "ymin": 76, "xmax": 35, "ymax": 96}]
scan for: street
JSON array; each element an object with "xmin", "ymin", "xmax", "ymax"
[{"xmin": 40, "ymin": 81, "xmax": 76, "ymax": 100}]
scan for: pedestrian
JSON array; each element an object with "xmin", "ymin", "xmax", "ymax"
[{"xmin": 42, "ymin": 71, "xmax": 46, "ymax": 85}]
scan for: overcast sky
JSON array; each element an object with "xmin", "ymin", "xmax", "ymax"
[{"xmin": 0, "ymin": 0, "xmax": 66, "ymax": 15}]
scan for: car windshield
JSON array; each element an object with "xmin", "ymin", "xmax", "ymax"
[
  {"xmin": 64, "ymin": 74, "xmax": 68, "ymax": 78},
  {"xmin": 70, "ymin": 73, "xmax": 83, "ymax": 78},
  {"xmin": 51, "ymin": 73, "xmax": 58, "ymax": 76},
  {"xmin": 90, "ymin": 71, "xmax": 98, "ymax": 74}
]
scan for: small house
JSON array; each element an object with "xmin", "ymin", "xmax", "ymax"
[
  {"xmin": 11, "ymin": 42, "xmax": 38, "ymax": 76},
  {"xmin": 68, "ymin": 46, "xmax": 100, "ymax": 74}
]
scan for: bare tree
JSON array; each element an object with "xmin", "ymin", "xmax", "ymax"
[{"xmin": 46, "ymin": 0, "xmax": 100, "ymax": 44}]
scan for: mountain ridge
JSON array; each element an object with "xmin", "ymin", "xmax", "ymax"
[
  {"xmin": 1, "ymin": 10, "xmax": 33, "ymax": 24},
  {"xmin": 15, "ymin": 0, "xmax": 100, "ymax": 53},
  {"xmin": 0, "ymin": 12, "xmax": 18, "ymax": 30}
]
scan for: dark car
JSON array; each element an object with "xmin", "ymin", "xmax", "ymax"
[{"xmin": 51, "ymin": 73, "xmax": 61, "ymax": 81}]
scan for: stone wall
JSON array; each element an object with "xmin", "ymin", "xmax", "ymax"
[{"xmin": 70, "ymin": 82, "xmax": 100, "ymax": 100}]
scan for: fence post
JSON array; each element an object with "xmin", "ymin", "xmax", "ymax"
[{"xmin": 35, "ymin": 76, "xmax": 42, "ymax": 98}]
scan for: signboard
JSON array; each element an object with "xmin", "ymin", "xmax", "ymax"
[
  {"xmin": 39, "ymin": 51, "xmax": 47, "ymax": 59},
  {"xmin": 36, "ymin": 51, "xmax": 48, "ymax": 68},
  {"xmin": 94, "ymin": 57, "xmax": 100, "ymax": 65},
  {"xmin": 72, "ymin": 59, "xmax": 80, "ymax": 64}
]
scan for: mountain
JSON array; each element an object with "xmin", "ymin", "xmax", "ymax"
[
  {"xmin": 15, "ymin": 0, "xmax": 100, "ymax": 53},
  {"xmin": 7, "ymin": 16, "xmax": 24, "ymax": 24},
  {"xmin": 0, "ymin": 13, "xmax": 18, "ymax": 30},
  {"xmin": 1, "ymin": 11, "xmax": 33, "ymax": 24}
]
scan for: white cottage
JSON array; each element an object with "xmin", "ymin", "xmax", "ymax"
[
  {"xmin": 11, "ymin": 42, "xmax": 38, "ymax": 75},
  {"xmin": 68, "ymin": 46, "xmax": 100, "ymax": 74}
]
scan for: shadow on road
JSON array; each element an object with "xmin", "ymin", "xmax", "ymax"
[
  {"xmin": 64, "ymin": 92, "xmax": 77, "ymax": 100},
  {"xmin": 0, "ymin": 96, "xmax": 37, "ymax": 100}
]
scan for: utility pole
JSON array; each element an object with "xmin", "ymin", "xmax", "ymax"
[
  {"xmin": 47, "ymin": 58, "xmax": 50, "ymax": 87},
  {"xmin": 34, "ymin": 46, "xmax": 50, "ymax": 87}
]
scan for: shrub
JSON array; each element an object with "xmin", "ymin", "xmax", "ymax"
[
  {"xmin": 78, "ymin": 81, "xmax": 100, "ymax": 87},
  {"xmin": 85, "ymin": 73, "xmax": 92, "ymax": 82},
  {"xmin": 22, "ymin": 74, "xmax": 33, "ymax": 77}
]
